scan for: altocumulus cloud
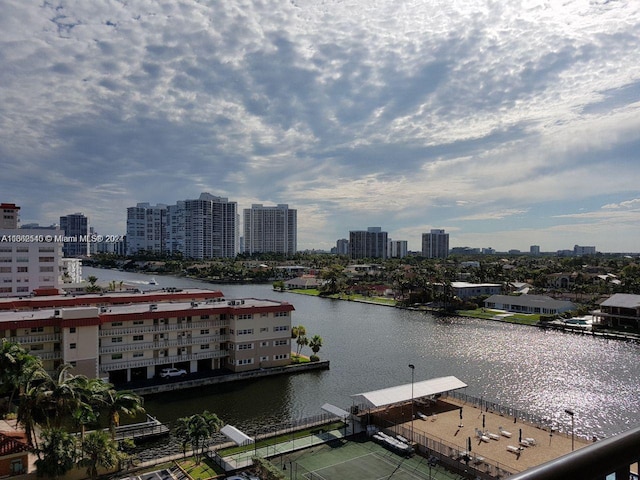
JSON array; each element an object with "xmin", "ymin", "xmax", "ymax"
[{"xmin": 1, "ymin": 0, "xmax": 640, "ymax": 251}]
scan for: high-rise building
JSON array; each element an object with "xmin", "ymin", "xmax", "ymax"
[
  {"xmin": 336, "ymin": 239, "xmax": 349, "ymax": 255},
  {"xmin": 530, "ymin": 245, "xmax": 541, "ymax": 255},
  {"xmin": 422, "ymin": 229, "xmax": 449, "ymax": 259},
  {"xmin": 243, "ymin": 204, "xmax": 297, "ymax": 255},
  {"xmin": 175, "ymin": 193, "xmax": 238, "ymax": 259},
  {"xmin": 388, "ymin": 240, "xmax": 408, "ymax": 259},
  {"xmin": 349, "ymin": 227, "xmax": 388, "ymax": 259},
  {"xmin": 59, "ymin": 213, "xmax": 89, "ymax": 257},
  {"xmin": 126, "ymin": 203, "xmax": 168, "ymax": 255},
  {"xmin": 0, "ymin": 203, "xmax": 63, "ymax": 297},
  {"xmin": 574, "ymin": 245, "xmax": 596, "ymax": 256}
]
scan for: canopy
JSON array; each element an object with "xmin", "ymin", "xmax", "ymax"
[
  {"xmin": 351, "ymin": 375, "xmax": 467, "ymax": 409},
  {"xmin": 321, "ymin": 403, "xmax": 350, "ymax": 419},
  {"xmin": 220, "ymin": 425, "xmax": 254, "ymax": 445}
]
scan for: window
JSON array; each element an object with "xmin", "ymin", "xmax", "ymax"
[
  {"xmin": 133, "ymin": 320, "xmax": 144, "ymax": 325},
  {"xmin": 200, "ymin": 344, "xmax": 210, "ymax": 350},
  {"xmin": 238, "ymin": 314, "xmax": 253, "ymax": 320},
  {"xmin": 274, "ymin": 325, "xmax": 288, "ymax": 332},
  {"xmin": 200, "ymin": 315, "xmax": 210, "ymax": 320},
  {"xmin": 30, "ymin": 326, "xmax": 44, "ymax": 333},
  {"xmin": 17, "ymin": 266, "xmax": 27, "ymax": 272},
  {"xmin": 237, "ymin": 329, "xmax": 253, "ymax": 335},
  {"xmin": 0, "ymin": 266, "xmax": 10, "ymax": 273},
  {"xmin": 274, "ymin": 354, "xmax": 289, "ymax": 360},
  {"xmin": 275, "ymin": 312, "xmax": 289, "ymax": 317},
  {"xmin": 237, "ymin": 358, "xmax": 254, "ymax": 365},
  {"xmin": 133, "ymin": 335, "xmax": 143, "ymax": 341},
  {"xmin": 111, "ymin": 322, "xmax": 123, "ymax": 327},
  {"xmin": 16, "ymin": 247, "xmax": 29, "ymax": 253},
  {"xmin": 111, "ymin": 354, "xmax": 123, "ymax": 360},
  {"xmin": 111, "ymin": 337, "xmax": 123, "ymax": 343},
  {"xmin": 200, "ymin": 329, "xmax": 210, "ymax": 335},
  {"xmin": 260, "ymin": 341, "xmax": 269, "ymax": 347},
  {"xmin": 16, "ymin": 286, "xmax": 28, "ymax": 293},
  {"xmin": 260, "ymin": 327, "xmax": 269, "ymax": 333},
  {"xmin": 237, "ymin": 343, "xmax": 253, "ymax": 350},
  {"xmin": 30, "ymin": 344, "xmax": 44, "ymax": 351},
  {"xmin": 133, "ymin": 352, "xmax": 144, "ymax": 358},
  {"xmin": 70, "ymin": 327, "xmax": 76, "ymax": 333},
  {"xmin": 274, "ymin": 339, "xmax": 288, "ymax": 346},
  {"xmin": 39, "ymin": 256, "xmax": 55, "ymax": 262},
  {"xmin": 69, "ymin": 343, "xmax": 76, "ymax": 349},
  {"xmin": 40, "ymin": 266, "xmax": 54, "ymax": 272}
]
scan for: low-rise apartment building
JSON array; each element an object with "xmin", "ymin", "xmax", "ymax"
[{"xmin": 0, "ymin": 290, "xmax": 294, "ymax": 384}]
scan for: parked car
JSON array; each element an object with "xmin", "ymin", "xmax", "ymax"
[{"xmin": 159, "ymin": 367, "xmax": 187, "ymax": 378}]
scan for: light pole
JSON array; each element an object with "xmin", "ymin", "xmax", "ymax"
[
  {"xmin": 409, "ymin": 364, "xmax": 415, "ymax": 442},
  {"xmin": 565, "ymin": 409, "xmax": 575, "ymax": 451}
]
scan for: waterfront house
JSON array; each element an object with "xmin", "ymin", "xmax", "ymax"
[
  {"xmin": 484, "ymin": 294, "xmax": 576, "ymax": 315},
  {"xmin": 592, "ymin": 293, "xmax": 640, "ymax": 330}
]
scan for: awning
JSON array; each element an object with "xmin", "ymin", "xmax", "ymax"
[
  {"xmin": 220, "ymin": 425, "xmax": 254, "ymax": 445},
  {"xmin": 321, "ymin": 403, "xmax": 350, "ymax": 419},
  {"xmin": 351, "ymin": 375, "xmax": 467, "ymax": 409}
]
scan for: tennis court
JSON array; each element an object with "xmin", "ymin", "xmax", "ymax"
[{"xmin": 276, "ymin": 439, "xmax": 460, "ymax": 480}]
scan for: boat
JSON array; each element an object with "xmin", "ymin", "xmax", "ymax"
[{"xmin": 148, "ymin": 277, "xmax": 158, "ymax": 285}]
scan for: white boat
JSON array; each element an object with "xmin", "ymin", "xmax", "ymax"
[{"xmin": 148, "ymin": 277, "xmax": 158, "ymax": 285}]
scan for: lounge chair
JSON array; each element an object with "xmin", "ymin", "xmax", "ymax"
[{"xmin": 499, "ymin": 426, "xmax": 512, "ymax": 438}]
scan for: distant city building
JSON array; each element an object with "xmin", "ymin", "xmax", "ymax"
[
  {"xmin": 482, "ymin": 247, "xmax": 495, "ymax": 254},
  {"xmin": 243, "ymin": 204, "xmax": 297, "ymax": 255},
  {"xmin": 59, "ymin": 213, "xmax": 89, "ymax": 257},
  {"xmin": 179, "ymin": 193, "xmax": 238, "ymax": 259},
  {"xmin": 126, "ymin": 203, "xmax": 168, "ymax": 255},
  {"xmin": 388, "ymin": 240, "xmax": 408, "ymax": 259},
  {"xmin": 0, "ymin": 203, "xmax": 63, "ymax": 297},
  {"xmin": 336, "ymin": 239, "xmax": 349, "ymax": 255},
  {"xmin": 530, "ymin": 245, "xmax": 541, "ymax": 255},
  {"xmin": 0, "ymin": 203, "xmax": 20, "ymax": 229},
  {"xmin": 450, "ymin": 247, "xmax": 480, "ymax": 255},
  {"xmin": 574, "ymin": 244, "xmax": 596, "ymax": 256},
  {"xmin": 61, "ymin": 258, "xmax": 82, "ymax": 284},
  {"xmin": 422, "ymin": 229, "xmax": 449, "ymax": 259},
  {"xmin": 349, "ymin": 227, "xmax": 388, "ymax": 259}
]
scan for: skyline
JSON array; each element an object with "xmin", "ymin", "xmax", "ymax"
[{"xmin": 2, "ymin": 1, "xmax": 640, "ymax": 253}]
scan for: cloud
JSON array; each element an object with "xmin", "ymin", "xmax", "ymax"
[{"xmin": 1, "ymin": 0, "xmax": 640, "ymax": 252}]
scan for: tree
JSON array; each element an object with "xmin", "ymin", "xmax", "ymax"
[
  {"xmin": 79, "ymin": 430, "xmax": 123, "ymax": 480},
  {"xmin": 34, "ymin": 428, "xmax": 77, "ymax": 478},
  {"xmin": 295, "ymin": 335, "xmax": 309, "ymax": 356},
  {"xmin": 175, "ymin": 411, "xmax": 223, "ymax": 463},
  {"xmin": 308, "ymin": 335, "xmax": 323, "ymax": 361},
  {"xmin": 103, "ymin": 388, "xmax": 145, "ymax": 439},
  {"xmin": 85, "ymin": 275, "xmax": 101, "ymax": 293},
  {"xmin": 291, "ymin": 325, "xmax": 306, "ymax": 340}
]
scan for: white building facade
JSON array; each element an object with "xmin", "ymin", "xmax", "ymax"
[
  {"xmin": 243, "ymin": 204, "xmax": 297, "ymax": 255},
  {"xmin": 422, "ymin": 229, "xmax": 449, "ymax": 259},
  {"xmin": 126, "ymin": 203, "xmax": 168, "ymax": 255}
]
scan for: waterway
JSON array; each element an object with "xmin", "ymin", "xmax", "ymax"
[{"xmin": 83, "ymin": 267, "xmax": 640, "ymax": 440}]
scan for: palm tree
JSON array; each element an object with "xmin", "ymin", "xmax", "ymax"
[
  {"xmin": 0, "ymin": 339, "xmax": 44, "ymax": 410},
  {"xmin": 291, "ymin": 325, "xmax": 306, "ymax": 340},
  {"xmin": 104, "ymin": 388, "xmax": 145, "ymax": 439},
  {"xmin": 34, "ymin": 427, "xmax": 78, "ymax": 478},
  {"xmin": 79, "ymin": 430, "xmax": 123, "ymax": 480},
  {"xmin": 175, "ymin": 411, "xmax": 223, "ymax": 463},
  {"xmin": 309, "ymin": 335, "xmax": 323, "ymax": 360},
  {"xmin": 295, "ymin": 334, "xmax": 309, "ymax": 356}
]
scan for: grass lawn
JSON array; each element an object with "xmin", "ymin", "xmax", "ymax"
[{"xmin": 176, "ymin": 456, "xmax": 225, "ymax": 479}]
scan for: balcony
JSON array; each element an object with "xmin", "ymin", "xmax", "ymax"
[
  {"xmin": 10, "ymin": 333, "xmax": 61, "ymax": 344},
  {"xmin": 99, "ymin": 319, "xmax": 229, "ymax": 337},
  {"xmin": 99, "ymin": 335, "xmax": 229, "ymax": 354},
  {"xmin": 99, "ymin": 349, "xmax": 229, "ymax": 372}
]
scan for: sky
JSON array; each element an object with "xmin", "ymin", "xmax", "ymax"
[{"xmin": 1, "ymin": 0, "xmax": 640, "ymax": 253}]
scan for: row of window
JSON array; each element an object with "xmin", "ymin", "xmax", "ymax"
[{"xmin": 233, "ymin": 353, "xmax": 289, "ymax": 365}]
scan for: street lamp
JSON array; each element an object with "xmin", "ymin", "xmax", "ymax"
[
  {"xmin": 409, "ymin": 364, "xmax": 415, "ymax": 442},
  {"xmin": 564, "ymin": 409, "xmax": 575, "ymax": 451}
]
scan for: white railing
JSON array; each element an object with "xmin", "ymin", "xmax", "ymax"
[
  {"xmin": 99, "ymin": 335, "xmax": 229, "ymax": 354},
  {"xmin": 99, "ymin": 350, "xmax": 229, "ymax": 372},
  {"xmin": 99, "ymin": 319, "xmax": 229, "ymax": 337}
]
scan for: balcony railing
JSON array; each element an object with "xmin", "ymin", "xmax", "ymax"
[
  {"xmin": 9, "ymin": 333, "xmax": 61, "ymax": 344},
  {"xmin": 99, "ymin": 319, "xmax": 229, "ymax": 337},
  {"xmin": 508, "ymin": 424, "xmax": 640, "ymax": 480},
  {"xmin": 99, "ymin": 335, "xmax": 229, "ymax": 354},
  {"xmin": 99, "ymin": 349, "xmax": 229, "ymax": 372}
]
